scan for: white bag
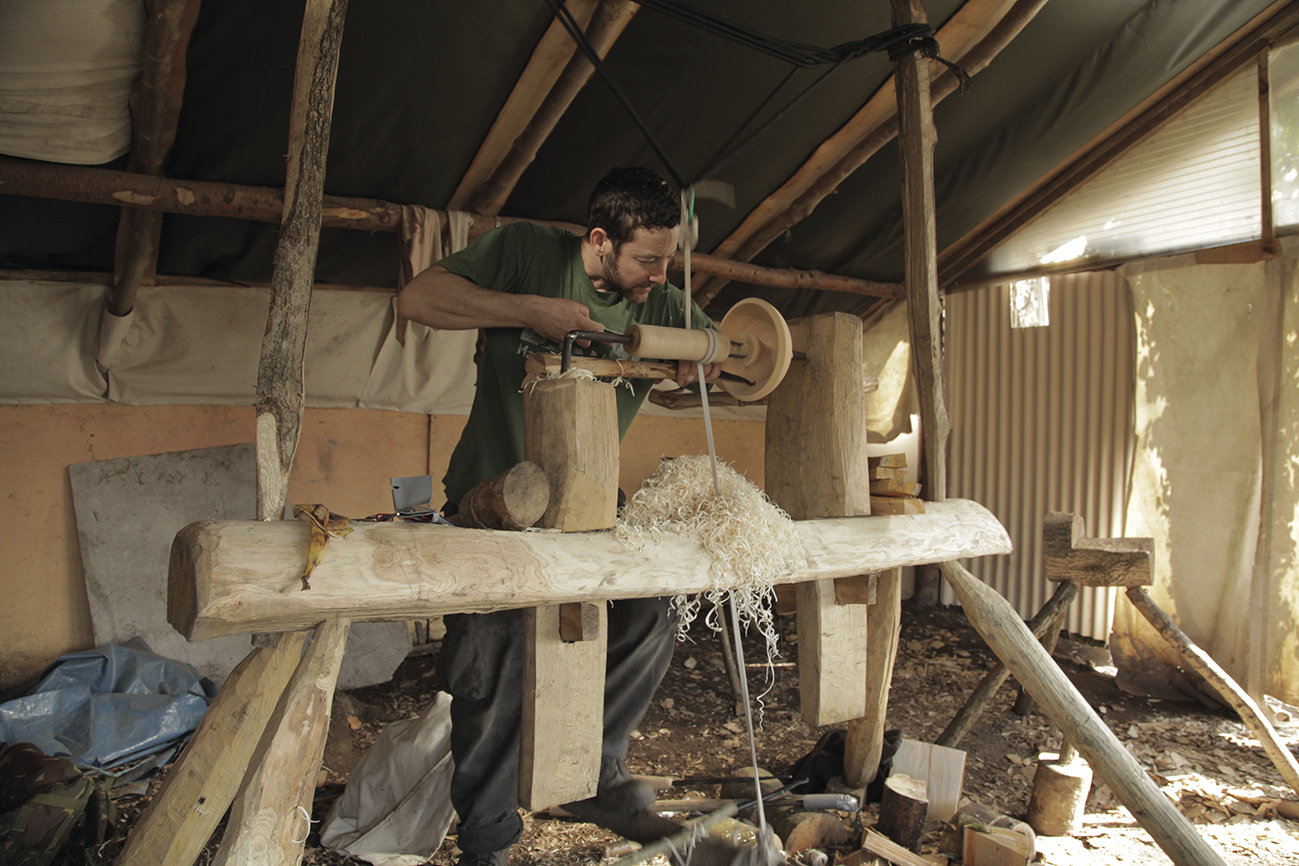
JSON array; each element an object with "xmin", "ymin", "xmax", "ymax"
[{"xmin": 320, "ymin": 691, "xmax": 457, "ymax": 866}]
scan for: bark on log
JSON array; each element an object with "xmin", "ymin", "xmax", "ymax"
[
  {"xmin": 455, "ymin": 461, "xmax": 551, "ymax": 531},
  {"xmin": 169, "ymin": 499, "xmax": 1011, "ymax": 640},
  {"xmin": 938, "ymin": 561, "xmax": 1228, "ymax": 866},
  {"xmin": 877, "ymin": 775, "xmax": 929, "ymax": 853}
]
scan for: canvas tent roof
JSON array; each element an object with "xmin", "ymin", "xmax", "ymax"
[{"xmin": 1, "ymin": 0, "xmax": 1292, "ymax": 323}]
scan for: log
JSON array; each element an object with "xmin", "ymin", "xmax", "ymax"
[
  {"xmin": 1126, "ymin": 586, "xmax": 1299, "ymax": 795},
  {"xmin": 211, "ymin": 618, "xmax": 350, "ymax": 866},
  {"xmin": 111, "ymin": 632, "xmax": 306, "ymax": 866},
  {"xmin": 877, "ymin": 774, "xmax": 929, "ymax": 852},
  {"xmin": 938, "ymin": 560, "xmax": 1228, "ymax": 866},
  {"xmin": 169, "ymin": 499, "xmax": 1011, "ymax": 640},
  {"xmin": 523, "ymin": 377, "xmax": 619, "ymax": 531},
  {"xmin": 844, "ymin": 568, "xmax": 902, "ymax": 787},
  {"xmin": 455, "ymin": 461, "xmax": 550, "ymax": 531}
]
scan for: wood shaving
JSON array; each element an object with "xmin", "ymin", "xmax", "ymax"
[{"xmin": 615, "ymin": 455, "xmax": 806, "ymax": 664}]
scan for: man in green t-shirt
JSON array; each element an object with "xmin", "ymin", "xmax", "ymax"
[{"xmin": 397, "ymin": 167, "xmax": 719, "ymax": 866}]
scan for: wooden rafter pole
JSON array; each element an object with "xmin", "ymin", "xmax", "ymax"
[
  {"xmin": 461, "ymin": 0, "xmax": 639, "ymax": 215},
  {"xmin": 107, "ymin": 0, "xmax": 202, "ymax": 318},
  {"xmin": 446, "ymin": 0, "xmax": 601, "ymax": 210},
  {"xmin": 0, "ymin": 159, "xmax": 900, "ymax": 298},
  {"xmin": 692, "ymin": 0, "xmax": 1046, "ymax": 306}
]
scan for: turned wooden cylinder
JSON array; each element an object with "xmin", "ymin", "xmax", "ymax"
[
  {"xmin": 523, "ymin": 377, "xmax": 619, "ymax": 531},
  {"xmin": 627, "ymin": 323, "xmax": 727, "ymax": 363}
]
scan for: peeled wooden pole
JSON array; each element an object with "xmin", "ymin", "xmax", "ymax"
[
  {"xmin": 844, "ymin": 568, "xmax": 902, "ymax": 786},
  {"xmin": 1126, "ymin": 586, "xmax": 1299, "ymax": 795},
  {"xmin": 938, "ymin": 561, "xmax": 1227, "ymax": 866}
]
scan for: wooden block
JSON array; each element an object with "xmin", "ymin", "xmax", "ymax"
[
  {"xmin": 523, "ymin": 378, "xmax": 619, "ymax": 531},
  {"xmin": 870, "ymin": 466, "xmax": 907, "ymax": 481},
  {"xmin": 891, "ymin": 738, "xmax": 966, "ymax": 822},
  {"xmin": 559, "ymin": 601, "xmax": 601, "ymax": 641},
  {"xmin": 877, "ymin": 774, "xmax": 928, "ymax": 852},
  {"xmin": 1042, "ymin": 512, "xmax": 1152, "ymax": 586},
  {"xmin": 112, "ymin": 633, "xmax": 307, "ymax": 866},
  {"xmin": 211, "ymin": 618, "xmax": 351, "ymax": 866},
  {"xmin": 862, "ymin": 828, "xmax": 931, "ymax": 866},
  {"xmin": 456, "ymin": 461, "xmax": 550, "ymax": 530},
  {"xmin": 765, "ymin": 313, "xmax": 871, "ymax": 520},
  {"xmin": 833, "ymin": 573, "xmax": 878, "ymax": 606},
  {"xmin": 520, "ymin": 603, "xmax": 606, "ymax": 809},
  {"xmin": 773, "ymin": 583, "xmax": 797, "ymax": 615},
  {"xmin": 964, "ymin": 824, "xmax": 1033, "ymax": 866},
  {"xmin": 870, "ymin": 478, "xmax": 922, "ymax": 497},
  {"xmin": 869, "ymin": 495, "xmax": 925, "ymax": 515},
  {"xmin": 796, "ymin": 578, "xmax": 868, "ymax": 726},
  {"xmin": 869, "ymin": 453, "xmax": 907, "ymax": 469}
]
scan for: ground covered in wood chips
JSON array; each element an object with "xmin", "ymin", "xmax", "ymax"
[{"xmin": 86, "ymin": 601, "xmax": 1298, "ymax": 865}]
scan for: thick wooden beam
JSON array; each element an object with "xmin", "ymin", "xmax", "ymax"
[
  {"xmin": 938, "ymin": 560, "xmax": 1228, "ymax": 866},
  {"xmin": 255, "ymin": 0, "xmax": 348, "ymax": 521},
  {"xmin": 447, "ymin": 0, "xmax": 601, "ymax": 210},
  {"xmin": 524, "ymin": 378, "xmax": 619, "ymax": 531},
  {"xmin": 693, "ymin": 0, "xmax": 1046, "ymax": 305},
  {"xmin": 168, "ymin": 499, "xmax": 1011, "ymax": 640}
]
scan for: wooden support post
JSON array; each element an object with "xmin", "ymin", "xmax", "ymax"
[
  {"xmin": 844, "ymin": 568, "xmax": 902, "ymax": 786},
  {"xmin": 938, "ymin": 560, "xmax": 1228, "ymax": 866},
  {"xmin": 520, "ymin": 603, "xmax": 607, "ymax": 809},
  {"xmin": 765, "ymin": 312, "xmax": 871, "ymax": 726},
  {"xmin": 524, "ymin": 377, "xmax": 619, "ymax": 531},
  {"xmin": 111, "ymin": 632, "xmax": 306, "ymax": 866},
  {"xmin": 892, "ymin": 0, "xmax": 951, "ymax": 608},
  {"xmin": 211, "ymin": 618, "xmax": 351, "ymax": 866},
  {"xmin": 519, "ymin": 376, "xmax": 619, "ymax": 807}
]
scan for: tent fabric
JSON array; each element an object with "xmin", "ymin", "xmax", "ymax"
[
  {"xmin": 0, "ymin": 0, "xmax": 143, "ymax": 165},
  {"xmin": 1113, "ymin": 247, "xmax": 1299, "ymax": 707}
]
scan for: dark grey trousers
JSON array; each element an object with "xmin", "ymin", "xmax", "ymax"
[{"xmin": 438, "ymin": 596, "xmax": 677, "ymax": 854}]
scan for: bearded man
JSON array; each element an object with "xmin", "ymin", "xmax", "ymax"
[{"xmin": 396, "ymin": 165, "xmax": 720, "ymax": 865}]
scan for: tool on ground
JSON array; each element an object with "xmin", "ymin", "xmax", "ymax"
[{"xmin": 560, "ymin": 297, "xmax": 793, "ymax": 401}]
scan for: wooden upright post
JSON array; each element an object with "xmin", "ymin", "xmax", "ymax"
[
  {"xmin": 891, "ymin": 0, "xmax": 951, "ymax": 608},
  {"xmin": 116, "ymin": 4, "xmax": 350, "ymax": 864},
  {"xmin": 766, "ymin": 312, "xmax": 871, "ymax": 725},
  {"xmin": 518, "ymin": 377, "xmax": 618, "ymax": 808}
]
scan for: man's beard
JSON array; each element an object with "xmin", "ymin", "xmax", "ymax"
[{"xmin": 602, "ymin": 253, "xmax": 652, "ymax": 302}]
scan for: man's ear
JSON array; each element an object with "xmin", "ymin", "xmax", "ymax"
[{"xmin": 589, "ymin": 227, "xmax": 611, "ymax": 256}]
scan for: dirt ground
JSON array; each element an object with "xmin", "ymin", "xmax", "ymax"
[{"xmin": 89, "ymin": 601, "xmax": 1298, "ymax": 866}]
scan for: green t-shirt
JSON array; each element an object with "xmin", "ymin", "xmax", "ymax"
[{"xmin": 438, "ymin": 222, "xmax": 714, "ymax": 505}]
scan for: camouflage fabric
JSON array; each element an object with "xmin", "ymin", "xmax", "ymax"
[{"xmin": 0, "ymin": 742, "xmax": 113, "ymax": 866}]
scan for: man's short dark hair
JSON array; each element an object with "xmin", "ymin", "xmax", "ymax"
[{"xmin": 588, "ymin": 166, "xmax": 680, "ymax": 248}]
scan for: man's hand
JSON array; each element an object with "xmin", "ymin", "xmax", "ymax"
[
  {"xmin": 528, "ymin": 296, "xmax": 604, "ymax": 345},
  {"xmin": 675, "ymin": 360, "xmax": 723, "ymax": 389}
]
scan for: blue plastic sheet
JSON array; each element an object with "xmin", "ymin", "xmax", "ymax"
[{"xmin": 0, "ymin": 639, "xmax": 214, "ymax": 769}]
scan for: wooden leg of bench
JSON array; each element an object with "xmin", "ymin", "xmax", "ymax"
[
  {"xmin": 112, "ymin": 631, "xmax": 307, "ymax": 866},
  {"xmin": 211, "ymin": 617, "xmax": 350, "ymax": 866},
  {"xmin": 844, "ymin": 568, "xmax": 902, "ymax": 787}
]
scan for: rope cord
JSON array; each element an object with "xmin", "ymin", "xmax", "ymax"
[{"xmin": 543, "ymin": 0, "xmax": 970, "ymax": 189}]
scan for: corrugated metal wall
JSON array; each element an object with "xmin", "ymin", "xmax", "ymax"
[{"xmin": 944, "ymin": 272, "xmax": 1136, "ymax": 640}]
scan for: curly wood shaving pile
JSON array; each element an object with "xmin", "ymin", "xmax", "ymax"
[
  {"xmin": 523, "ymin": 365, "xmax": 634, "ymax": 394},
  {"xmin": 615, "ymin": 455, "xmax": 806, "ymax": 663}
]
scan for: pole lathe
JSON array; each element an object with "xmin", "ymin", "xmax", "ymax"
[{"xmin": 559, "ymin": 297, "xmax": 794, "ymax": 401}]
